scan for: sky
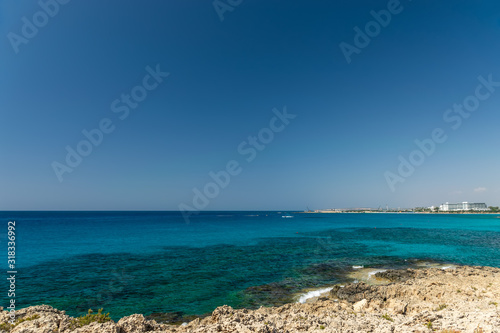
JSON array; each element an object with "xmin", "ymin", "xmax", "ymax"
[{"xmin": 1, "ymin": 0, "xmax": 500, "ymax": 211}]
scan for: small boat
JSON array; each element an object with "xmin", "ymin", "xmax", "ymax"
[{"xmin": 282, "ymin": 215, "xmax": 294, "ymax": 218}]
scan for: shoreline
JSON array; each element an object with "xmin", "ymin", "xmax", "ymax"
[
  {"xmin": 3, "ymin": 265, "xmax": 499, "ymax": 332},
  {"xmin": 298, "ymin": 211, "xmax": 500, "ymax": 214},
  {"xmin": 295, "ymin": 261, "xmax": 458, "ymax": 304}
]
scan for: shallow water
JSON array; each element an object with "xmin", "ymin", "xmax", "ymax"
[{"xmin": 1, "ymin": 211, "xmax": 499, "ymax": 319}]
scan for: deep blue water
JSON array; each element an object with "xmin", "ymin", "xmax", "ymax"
[{"xmin": 1, "ymin": 211, "xmax": 499, "ymax": 320}]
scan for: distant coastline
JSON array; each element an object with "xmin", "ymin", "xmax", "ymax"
[
  {"xmin": 295, "ymin": 209, "xmax": 500, "ymax": 215},
  {"xmin": 299, "ymin": 210, "xmax": 500, "ymax": 214},
  {"xmin": 302, "ymin": 201, "xmax": 500, "ymax": 215}
]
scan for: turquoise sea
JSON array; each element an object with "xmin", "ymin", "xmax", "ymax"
[{"xmin": 1, "ymin": 211, "xmax": 499, "ymax": 320}]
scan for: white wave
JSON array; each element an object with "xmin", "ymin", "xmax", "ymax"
[
  {"xmin": 352, "ymin": 265, "xmax": 364, "ymax": 269},
  {"xmin": 298, "ymin": 287, "xmax": 333, "ymax": 304},
  {"xmin": 367, "ymin": 269, "xmax": 387, "ymax": 279}
]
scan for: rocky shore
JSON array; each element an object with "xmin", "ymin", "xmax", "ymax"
[{"xmin": 2, "ymin": 265, "xmax": 499, "ymax": 332}]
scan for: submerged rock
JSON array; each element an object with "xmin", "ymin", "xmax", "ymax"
[{"xmin": 242, "ymin": 281, "xmax": 298, "ymax": 307}]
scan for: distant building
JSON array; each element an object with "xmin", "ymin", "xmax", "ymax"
[{"xmin": 439, "ymin": 202, "xmax": 488, "ymax": 211}]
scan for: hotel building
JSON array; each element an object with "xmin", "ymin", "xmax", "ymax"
[{"xmin": 439, "ymin": 202, "xmax": 488, "ymax": 211}]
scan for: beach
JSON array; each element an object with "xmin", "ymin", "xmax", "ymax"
[{"xmin": 2, "ymin": 265, "xmax": 499, "ymax": 332}]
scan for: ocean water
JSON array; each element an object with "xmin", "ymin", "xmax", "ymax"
[{"xmin": 1, "ymin": 211, "xmax": 499, "ymax": 320}]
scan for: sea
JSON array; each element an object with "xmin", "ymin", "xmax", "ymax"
[{"xmin": 1, "ymin": 211, "xmax": 499, "ymax": 320}]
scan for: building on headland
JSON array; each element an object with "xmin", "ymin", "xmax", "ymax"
[{"xmin": 439, "ymin": 202, "xmax": 488, "ymax": 211}]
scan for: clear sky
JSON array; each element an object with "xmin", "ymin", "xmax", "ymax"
[{"xmin": 1, "ymin": 0, "xmax": 500, "ymax": 211}]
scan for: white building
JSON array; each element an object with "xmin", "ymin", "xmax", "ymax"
[{"xmin": 439, "ymin": 202, "xmax": 488, "ymax": 211}]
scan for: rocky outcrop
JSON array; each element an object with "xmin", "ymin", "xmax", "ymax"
[
  {"xmin": 1, "ymin": 266, "xmax": 499, "ymax": 332},
  {"xmin": 374, "ymin": 268, "xmax": 417, "ymax": 282},
  {"xmin": 145, "ymin": 312, "xmax": 205, "ymax": 326}
]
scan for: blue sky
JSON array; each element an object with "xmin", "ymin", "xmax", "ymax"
[{"xmin": 1, "ymin": 0, "xmax": 500, "ymax": 210}]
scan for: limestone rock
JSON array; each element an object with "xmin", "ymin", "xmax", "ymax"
[
  {"xmin": 117, "ymin": 314, "xmax": 166, "ymax": 332},
  {"xmin": 374, "ymin": 268, "xmax": 417, "ymax": 282},
  {"xmin": 353, "ymin": 299, "xmax": 367, "ymax": 312}
]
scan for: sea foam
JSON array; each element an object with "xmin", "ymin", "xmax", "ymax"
[
  {"xmin": 367, "ymin": 269, "xmax": 387, "ymax": 279},
  {"xmin": 298, "ymin": 287, "xmax": 333, "ymax": 304}
]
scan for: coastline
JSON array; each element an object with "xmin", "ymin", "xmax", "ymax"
[
  {"xmin": 7, "ymin": 212, "xmax": 499, "ymax": 322},
  {"xmin": 299, "ymin": 211, "xmax": 500, "ymax": 214},
  {"xmin": 3, "ymin": 265, "xmax": 499, "ymax": 332},
  {"xmin": 295, "ymin": 261, "xmax": 457, "ymax": 304}
]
